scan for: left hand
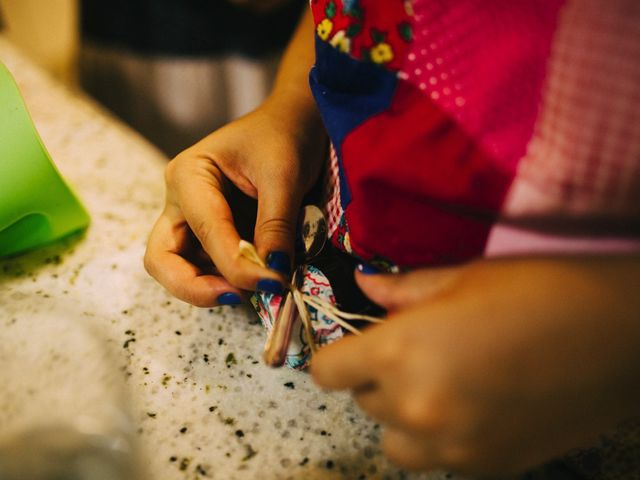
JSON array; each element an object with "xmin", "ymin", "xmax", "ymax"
[{"xmin": 310, "ymin": 256, "xmax": 640, "ymax": 475}]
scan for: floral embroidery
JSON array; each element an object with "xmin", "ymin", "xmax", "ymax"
[
  {"xmin": 317, "ymin": 18, "xmax": 334, "ymax": 41},
  {"xmin": 325, "ymin": 0, "xmax": 337, "ymax": 18},
  {"xmin": 369, "ymin": 42, "xmax": 393, "ymax": 64},
  {"xmin": 403, "ymin": 0, "xmax": 414, "ymax": 17},
  {"xmin": 330, "ymin": 30, "xmax": 351, "ymax": 53},
  {"xmin": 342, "ymin": 230, "xmax": 353, "ymax": 253},
  {"xmin": 331, "ymin": 212, "xmax": 351, "ymax": 254},
  {"xmin": 398, "ymin": 21, "xmax": 413, "ymax": 42},
  {"xmin": 311, "ymin": 0, "xmax": 413, "ymax": 71}
]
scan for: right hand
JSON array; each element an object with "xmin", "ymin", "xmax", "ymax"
[{"xmin": 144, "ymin": 97, "xmax": 326, "ymax": 307}]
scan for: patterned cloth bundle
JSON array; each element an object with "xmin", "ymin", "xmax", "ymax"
[{"xmin": 237, "ymin": 239, "xmax": 383, "ymax": 370}]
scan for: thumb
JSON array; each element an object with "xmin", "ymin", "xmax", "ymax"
[
  {"xmin": 253, "ymin": 181, "xmax": 301, "ymax": 277},
  {"xmin": 355, "ymin": 265, "xmax": 462, "ymax": 311}
]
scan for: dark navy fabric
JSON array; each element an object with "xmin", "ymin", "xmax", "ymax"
[
  {"xmin": 309, "ymin": 35, "xmax": 398, "ymax": 207},
  {"xmin": 81, "ymin": 0, "xmax": 305, "ymax": 58}
]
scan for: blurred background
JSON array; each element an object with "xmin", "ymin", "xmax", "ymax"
[{"xmin": 0, "ymin": 0, "xmax": 304, "ymax": 156}]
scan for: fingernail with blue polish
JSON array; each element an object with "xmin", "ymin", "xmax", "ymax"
[
  {"xmin": 217, "ymin": 292, "xmax": 242, "ymax": 306},
  {"xmin": 357, "ymin": 263, "xmax": 379, "ymax": 275},
  {"xmin": 256, "ymin": 278, "xmax": 284, "ymax": 296},
  {"xmin": 266, "ymin": 251, "xmax": 291, "ymax": 275}
]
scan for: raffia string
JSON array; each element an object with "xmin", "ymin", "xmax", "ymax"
[
  {"xmin": 238, "ymin": 241, "xmax": 383, "ymax": 348},
  {"xmin": 239, "ymin": 240, "xmax": 266, "ymax": 268},
  {"xmin": 292, "ymin": 288, "xmax": 318, "ymax": 353}
]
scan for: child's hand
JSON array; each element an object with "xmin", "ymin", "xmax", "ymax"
[
  {"xmin": 311, "ymin": 257, "xmax": 640, "ymax": 475},
  {"xmin": 144, "ymin": 98, "xmax": 326, "ymax": 306}
]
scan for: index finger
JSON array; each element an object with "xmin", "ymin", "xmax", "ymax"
[
  {"xmin": 144, "ymin": 213, "xmax": 241, "ymax": 307},
  {"xmin": 310, "ymin": 332, "xmax": 377, "ymax": 390},
  {"xmin": 172, "ymin": 158, "xmax": 284, "ymax": 292}
]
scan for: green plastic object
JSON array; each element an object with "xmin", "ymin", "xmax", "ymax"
[{"xmin": 0, "ymin": 61, "xmax": 90, "ymax": 257}]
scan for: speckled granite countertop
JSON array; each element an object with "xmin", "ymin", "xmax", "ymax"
[{"xmin": 0, "ymin": 38, "xmax": 446, "ymax": 480}]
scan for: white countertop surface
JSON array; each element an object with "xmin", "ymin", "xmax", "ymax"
[{"xmin": 0, "ymin": 37, "xmax": 444, "ymax": 480}]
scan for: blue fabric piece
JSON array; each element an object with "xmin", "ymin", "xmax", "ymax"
[{"xmin": 309, "ymin": 36, "xmax": 398, "ymax": 207}]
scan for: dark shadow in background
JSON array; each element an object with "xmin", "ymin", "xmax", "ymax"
[{"xmin": 78, "ymin": 0, "xmax": 305, "ymax": 156}]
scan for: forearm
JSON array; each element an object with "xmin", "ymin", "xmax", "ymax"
[{"xmin": 265, "ymin": 8, "xmax": 321, "ymax": 129}]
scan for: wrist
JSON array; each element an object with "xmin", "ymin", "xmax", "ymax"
[
  {"xmin": 264, "ymin": 86, "xmax": 319, "ymax": 122},
  {"xmin": 262, "ymin": 90, "xmax": 325, "ymax": 145}
]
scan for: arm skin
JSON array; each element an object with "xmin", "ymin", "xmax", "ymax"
[
  {"xmin": 311, "ymin": 255, "xmax": 640, "ymax": 475},
  {"xmin": 144, "ymin": 9, "xmax": 326, "ymax": 306}
]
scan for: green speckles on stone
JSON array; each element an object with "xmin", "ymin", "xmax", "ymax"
[
  {"xmin": 68, "ymin": 262, "xmax": 84, "ymax": 285},
  {"xmin": 43, "ymin": 254, "xmax": 62, "ymax": 265},
  {"xmin": 225, "ymin": 352, "xmax": 237, "ymax": 368},
  {"xmin": 178, "ymin": 457, "xmax": 191, "ymax": 471},
  {"xmin": 161, "ymin": 374, "xmax": 172, "ymax": 387},
  {"xmin": 195, "ymin": 464, "xmax": 208, "ymax": 476},
  {"xmin": 241, "ymin": 444, "xmax": 257, "ymax": 461}
]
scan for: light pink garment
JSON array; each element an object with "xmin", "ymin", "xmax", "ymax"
[
  {"xmin": 403, "ymin": 0, "xmax": 640, "ymax": 255},
  {"xmin": 488, "ymin": 0, "xmax": 640, "ymax": 255}
]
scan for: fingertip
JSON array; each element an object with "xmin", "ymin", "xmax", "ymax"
[
  {"xmin": 356, "ymin": 263, "xmax": 380, "ymax": 275},
  {"xmin": 216, "ymin": 292, "xmax": 243, "ymax": 306},
  {"xmin": 310, "ymin": 337, "xmax": 372, "ymax": 390},
  {"xmin": 225, "ymin": 250, "xmax": 286, "ymax": 292},
  {"xmin": 355, "ymin": 269, "xmax": 398, "ymax": 310},
  {"xmin": 382, "ymin": 430, "xmax": 435, "ymax": 472},
  {"xmin": 254, "ymin": 187, "xmax": 299, "ymax": 274},
  {"xmin": 266, "ymin": 250, "xmax": 292, "ymax": 276},
  {"xmin": 256, "ymin": 277, "xmax": 285, "ymax": 296},
  {"xmin": 149, "ymin": 250, "xmax": 242, "ymax": 307},
  {"xmin": 178, "ymin": 276, "xmax": 242, "ymax": 308},
  {"xmin": 309, "ymin": 347, "xmax": 334, "ymax": 389}
]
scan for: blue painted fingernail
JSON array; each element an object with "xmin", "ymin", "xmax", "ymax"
[
  {"xmin": 266, "ymin": 251, "xmax": 291, "ymax": 275},
  {"xmin": 256, "ymin": 278, "xmax": 284, "ymax": 296},
  {"xmin": 357, "ymin": 263, "xmax": 379, "ymax": 275},
  {"xmin": 217, "ymin": 292, "xmax": 242, "ymax": 306}
]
